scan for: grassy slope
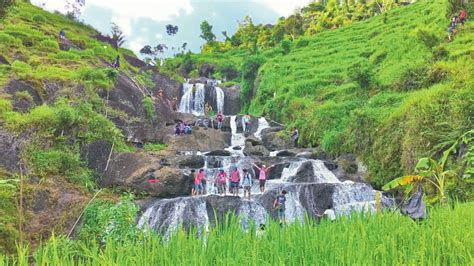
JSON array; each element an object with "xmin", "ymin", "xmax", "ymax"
[
  {"xmin": 2, "ymin": 202, "xmax": 473, "ymax": 265},
  {"xmin": 246, "ymin": 0, "xmax": 474, "ymax": 188}
]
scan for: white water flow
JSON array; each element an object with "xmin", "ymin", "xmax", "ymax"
[
  {"xmin": 254, "ymin": 117, "xmax": 270, "ymax": 140},
  {"xmin": 225, "ymin": 115, "xmax": 246, "ymax": 156},
  {"xmin": 178, "ymin": 83, "xmax": 194, "ymax": 114},
  {"xmin": 215, "ymin": 87, "xmax": 224, "ymax": 114},
  {"xmin": 178, "ymin": 80, "xmax": 225, "ymax": 115},
  {"xmin": 279, "ymin": 160, "xmax": 340, "ymax": 183}
]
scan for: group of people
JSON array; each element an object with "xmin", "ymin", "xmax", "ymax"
[
  {"xmin": 191, "ymin": 163, "xmax": 275, "ymax": 199},
  {"xmin": 448, "ymin": 8, "xmax": 468, "ymax": 41},
  {"xmin": 175, "ymin": 120, "xmax": 192, "ymax": 135}
]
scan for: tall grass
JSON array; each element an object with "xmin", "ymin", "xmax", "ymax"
[{"xmin": 1, "ymin": 203, "xmax": 473, "ymax": 265}]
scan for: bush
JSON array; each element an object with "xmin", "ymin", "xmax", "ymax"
[
  {"xmin": 413, "ymin": 26, "xmax": 440, "ymax": 49},
  {"xmin": 0, "ymin": 99, "xmax": 12, "ymax": 119},
  {"xmin": 143, "ymin": 143, "xmax": 167, "ymax": 152},
  {"xmin": 280, "ymin": 39, "xmax": 291, "ymax": 55},
  {"xmin": 15, "ymin": 91, "xmax": 33, "ymax": 102},
  {"xmin": 76, "ymin": 67, "xmax": 114, "ymax": 89},
  {"xmin": 295, "ymin": 38, "xmax": 309, "ymax": 48},
  {"xmin": 217, "ymin": 62, "xmax": 240, "ymax": 81},
  {"xmin": 143, "ymin": 97, "xmax": 154, "ymax": 119},
  {"xmin": 32, "ymin": 14, "xmax": 46, "ymax": 23},
  {"xmin": 39, "ymin": 39, "xmax": 59, "ymax": 51},
  {"xmin": 240, "ymin": 55, "xmax": 266, "ymax": 111}
]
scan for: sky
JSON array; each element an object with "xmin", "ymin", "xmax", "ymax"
[{"xmin": 31, "ymin": 0, "xmax": 312, "ymax": 57}]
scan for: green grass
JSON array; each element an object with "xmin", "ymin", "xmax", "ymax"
[
  {"xmin": 143, "ymin": 143, "xmax": 167, "ymax": 152},
  {"xmin": 1, "ymin": 203, "xmax": 473, "ymax": 265}
]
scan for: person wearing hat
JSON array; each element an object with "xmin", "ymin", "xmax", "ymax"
[{"xmin": 253, "ymin": 163, "xmax": 274, "ymax": 193}]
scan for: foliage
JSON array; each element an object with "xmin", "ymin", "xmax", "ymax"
[
  {"xmin": 0, "ymin": 0, "xmax": 15, "ymax": 21},
  {"xmin": 280, "ymin": 39, "xmax": 291, "ymax": 55},
  {"xmin": 143, "ymin": 143, "xmax": 167, "ymax": 152},
  {"xmin": 77, "ymin": 196, "xmax": 139, "ymax": 243},
  {"xmin": 142, "ymin": 96, "xmax": 154, "ymax": 120},
  {"xmin": 200, "ymin": 20, "xmax": 216, "ymax": 44},
  {"xmin": 165, "ymin": 24, "xmax": 179, "ymax": 36},
  {"xmin": 110, "ymin": 23, "xmax": 125, "ymax": 50},
  {"xmin": 0, "ymin": 174, "xmax": 19, "ymax": 254},
  {"xmin": 3, "ymin": 203, "xmax": 474, "ymax": 264},
  {"xmin": 240, "ymin": 55, "xmax": 265, "ymax": 111}
]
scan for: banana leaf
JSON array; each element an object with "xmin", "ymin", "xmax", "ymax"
[{"xmin": 382, "ymin": 175, "xmax": 423, "ymax": 191}]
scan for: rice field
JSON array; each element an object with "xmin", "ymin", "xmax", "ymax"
[{"xmin": 1, "ymin": 203, "xmax": 473, "ymax": 265}]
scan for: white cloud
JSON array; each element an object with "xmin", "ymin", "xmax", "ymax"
[
  {"xmin": 260, "ymin": 0, "xmax": 312, "ymax": 16},
  {"xmin": 129, "ymin": 37, "xmax": 146, "ymax": 53},
  {"xmin": 33, "ymin": 0, "xmax": 193, "ymax": 35},
  {"xmin": 155, "ymin": 33, "xmax": 163, "ymax": 39}
]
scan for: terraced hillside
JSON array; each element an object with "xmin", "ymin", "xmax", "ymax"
[{"xmin": 247, "ymin": 0, "xmax": 474, "ymax": 188}]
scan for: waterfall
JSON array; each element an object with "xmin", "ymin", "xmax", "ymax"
[
  {"xmin": 215, "ymin": 86, "xmax": 224, "ymax": 114},
  {"xmin": 254, "ymin": 117, "xmax": 270, "ymax": 140},
  {"xmin": 279, "ymin": 160, "xmax": 340, "ymax": 183},
  {"xmin": 178, "ymin": 80, "xmax": 225, "ymax": 115},
  {"xmin": 193, "ymin": 83, "xmax": 205, "ymax": 115},
  {"xmin": 225, "ymin": 115, "xmax": 246, "ymax": 156},
  {"xmin": 178, "ymin": 83, "xmax": 194, "ymax": 114}
]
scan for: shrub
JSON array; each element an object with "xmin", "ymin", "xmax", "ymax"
[
  {"xmin": 413, "ymin": 26, "xmax": 440, "ymax": 49},
  {"xmin": 143, "ymin": 143, "xmax": 167, "ymax": 152},
  {"xmin": 217, "ymin": 62, "xmax": 240, "ymax": 81},
  {"xmin": 39, "ymin": 39, "xmax": 59, "ymax": 51},
  {"xmin": 143, "ymin": 97, "xmax": 154, "ymax": 119},
  {"xmin": 76, "ymin": 67, "xmax": 114, "ymax": 89},
  {"xmin": 15, "ymin": 91, "xmax": 33, "ymax": 102},
  {"xmin": 240, "ymin": 55, "xmax": 266, "ymax": 110},
  {"xmin": 0, "ymin": 99, "xmax": 12, "ymax": 119},
  {"xmin": 11, "ymin": 61, "xmax": 32, "ymax": 77},
  {"xmin": 32, "ymin": 14, "xmax": 46, "ymax": 23},
  {"xmin": 280, "ymin": 39, "xmax": 291, "ymax": 55},
  {"xmin": 295, "ymin": 38, "xmax": 309, "ymax": 48}
]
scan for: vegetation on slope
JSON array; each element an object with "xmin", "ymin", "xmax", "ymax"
[{"xmin": 2, "ymin": 202, "xmax": 473, "ymax": 265}]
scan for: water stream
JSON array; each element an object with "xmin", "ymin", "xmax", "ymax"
[{"xmin": 178, "ymin": 80, "xmax": 225, "ymax": 115}]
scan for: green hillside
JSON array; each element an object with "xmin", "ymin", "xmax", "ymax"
[
  {"xmin": 165, "ymin": 0, "xmax": 474, "ymax": 193},
  {"xmin": 249, "ymin": 0, "xmax": 474, "ymax": 189}
]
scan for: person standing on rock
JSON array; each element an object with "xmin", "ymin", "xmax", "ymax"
[
  {"xmin": 253, "ymin": 163, "xmax": 274, "ymax": 193},
  {"xmin": 199, "ymin": 169, "xmax": 207, "ymax": 195},
  {"xmin": 273, "ymin": 190, "xmax": 287, "ymax": 225},
  {"xmin": 230, "ymin": 167, "xmax": 241, "ymax": 196},
  {"xmin": 242, "ymin": 169, "xmax": 253, "ymax": 200},
  {"xmin": 192, "ymin": 169, "xmax": 202, "ymax": 196},
  {"xmin": 216, "ymin": 111, "xmax": 224, "ymax": 130},
  {"xmin": 291, "ymin": 128, "xmax": 299, "ymax": 148},
  {"xmin": 215, "ymin": 169, "xmax": 228, "ymax": 195},
  {"xmin": 243, "ymin": 114, "xmax": 252, "ymax": 133}
]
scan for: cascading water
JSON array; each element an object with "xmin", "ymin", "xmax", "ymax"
[
  {"xmin": 254, "ymin": 117, "xmax": 270, "ymax": 140},
  {"xmin": 138, "ymin": 116, "xmax": 394, "ymax": 235},
  {"xmin": 178, "ymin": 80, "xmax": 225, "ymax": 115},
  {"xmin": 215, "ymin": 86, "xmax": 224, "ymax": 114}
]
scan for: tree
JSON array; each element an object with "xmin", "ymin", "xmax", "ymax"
[
  {"xmin": 139, "ymin": 45, "xmax": 154, "ymax": 57},
  {"xmin": 284, "ymin": 13, "xmax": 304, "ymax": 40},
  {"xmin": 199, "ymin": 20, "xmax": 216, "ymax": 43},
  {"xmin": 165, "ymin": 24, "xmax": 179, "ymax": 36},
  {"xmin": 0, "ymin": 0, "xmax": 15, "ymax": 21},
  {"xmin": 110, "ymin": 23, "xmax": 125, "ymax": 50},
  {"xmin": 65, "ymin": 0, "xmax": 85, "ymax": 19}
]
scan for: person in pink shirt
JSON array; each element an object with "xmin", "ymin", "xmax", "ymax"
[
  {"xmin": 192, "ymin": 169, "xmax": 203, "ymax": 196},
  {"xmin": 230, "ymin": 168, "xmax": 241, "ymax": 196},
  {"xmin": 215, "ymin": 169, "xmax": 228, "ymax": 195},
  {"xmin": 253, "ymin": 163, "xmax": 274, "ymax": 193}
]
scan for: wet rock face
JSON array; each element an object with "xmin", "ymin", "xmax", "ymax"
[
  {"xmin": 243, "ymin": 142, "xmax": 270, "ymax": 157},
  {"xmin": 261, "ymin": 127, "xmax": 292, "ymax": 151},
  {"xmin": 206, "ymin": 195, "xmax": 242, "ymax": 225},
  {"xmin": 178, "ymin": 155, "xmax": 205, "ymax": 169},
  {"xmin": 292, "ymin": 161, "xmax": 315, "ymax": 183},
  {"xmin": 223, "ymin": 85, "xmax": 241, "ymax": 115}
]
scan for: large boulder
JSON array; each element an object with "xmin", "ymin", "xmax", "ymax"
[
  {"xmin": 223, "ymin": 85, "xmax": 240, "ymax": 115},
  {"xmin": 261, "ymin": 127, "xmax": 292, "ymax": 151},
  {"xmin": 293, "ymin": 161, "xmax": 315, "ymax": 183},
  {"xmin": 101, "ymin": 152, "xmax": 191, "ymax": 198},
  {"xmin": 80, "ymin": 140, "xmax": 112, "ymax": 176},
  {"xmin": 178, "ymin": 155, "xmax": 205, "ymax": 169},
  {"xmin": 243, "ymin": 142, "xmax": 270, "ymax": 157},
  {"xmin": 206, "ymin": 195, "xmax": 242, "ymax": 225},
  {"xmin": 4, "ymin": 79, "xmax": 43, "ymax": 112},
  {"xmin": 333, "ymin": 154, "xmax": 368, "ymax": 182},
  {"xmin": 164, "ymin": 127, "xmax": 231, "ymax": 152}
]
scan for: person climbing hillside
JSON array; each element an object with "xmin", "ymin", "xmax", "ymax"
[
  {"xmin": 113, "ymin": 55, "xmax": 120, "ymax": 69},
  {"xmin": 451, "ymin": 14, "xmax": 458, "ymax": 28},
  {"xmin": 171, "ymin": 97, "xmax": 178, "ymax": 111},
  {"xmin": 243, "ymin": 114, "xmax": 252, "ymax": 133},
  {"xmin": 59, "ymin": 28, "xmax": 66, "ymax": 40},
  {"xmin": 253, "ymin": 163, "xmax": 274, "ymax": 193},
  {"xmin": 192, "ymin": 169, "xmax": 202, "ymax": 196},
  {"xmin": 459, "ymin": 9, "xmax": 467, "ymax": 28},
  {"xmin": 291, "ymin": 128, "xmax": 299, "ymax": 148},
  {"xmin": 273, "ymin": 190, "xmax": 287, "ymax": 225},
  {"xmin": 230, "ymin": 168, "xmax": 241, "ymax": 196},
  {"xmin": 242, "ymin": 169, "xmax": 253, "ymax": 200},
  {"xmin": 448, "ymin": 25, "xmax": 455, "ymax": 42},
  {"xmin": 215, "ymin": 169, "xmax": 228, "ymax": 195},
  {"xmin": 216, "ymin": 111, "xmax": 224, "ymax": 130}
]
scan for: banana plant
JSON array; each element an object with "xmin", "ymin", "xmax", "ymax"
[{"xmin": 383, "ymin": 157, "xmax": 455, "ymax": 203}]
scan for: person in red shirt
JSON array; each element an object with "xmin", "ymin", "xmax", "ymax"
[{"xmin": 459, "ymin": 9, "xmax": 467, "ymax": 28}]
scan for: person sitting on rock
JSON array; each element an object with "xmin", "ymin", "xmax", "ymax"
[
  {"xmin": 216, "ymin": 112, "xmax": 224, "ymax": 130},
  {"xmin": 215, "ymin": 169, "xmax": 228, "ymax": 195},
  {"xmin": 175, "ymin": 122, "xmax": 181, "ymax": 135},
  {"xmin": 184, "ymin": 123, "xmax": 192, "ymax": 134}
]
